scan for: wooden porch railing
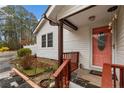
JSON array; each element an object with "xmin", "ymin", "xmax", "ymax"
[
  {"xmin": 102, "ymin": 63, "xmax": 124, "ymax": 88},
  {"xmin": 53, "ymin": 59, "xmax": 71, "ymax": 88},
  {"xmin": 63, "ymin": 52, "xmax": 79, "ymax": 72}
]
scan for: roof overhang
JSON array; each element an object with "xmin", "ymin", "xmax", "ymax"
[
  {"xmin": 33, "ymin": 5, "xmax": 64, "ymax": 34},
  {"xmin": 64, "ymin": 5, "xmax": 119, "ymax": 29},
  {"xmin": 33, "ymin": 5, "xmax": 119, "ymax": 34}
]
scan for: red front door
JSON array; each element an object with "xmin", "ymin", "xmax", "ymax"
[{"xmin": 92, "ymin": 26, "xmax": 112, "ymax": 67}]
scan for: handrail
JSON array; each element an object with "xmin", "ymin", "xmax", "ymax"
[
  {"xmin": 53, "ymin": 59, "xmax": 70, "ymax": 88},
  {"xmin": 102, "ymin": 63, "xmax": 124, "ymax": 88},
  {"xmin": 53, "ymin": 59, "xmax": 69, "ymax": 78}
]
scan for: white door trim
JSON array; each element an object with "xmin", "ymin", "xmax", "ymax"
[{"xmin": 90, "ymin": 25, "xmax": 115, "ymax": 71}]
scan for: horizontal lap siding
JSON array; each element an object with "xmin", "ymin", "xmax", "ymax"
[
  {"xmin": 36, "ymin": 21, "xmax": 58, "ymax": 60},
  {"xmin": 116, "ymin": 6, "xmax": 124, "ymax": 65},
  {"xmin": 63, "ymin": 19, "xmax": 109, "ymax": 70},
  {"xmin": 35, "ymin": 18, "xmax": 109, "ymax": 69},
  {"xmin": 24, "ymin": 45, "xmax": 37, "ymax": 55},
  {"xmin": 63, "ymin": 27, "xmax": 90, "ymax": 69}
]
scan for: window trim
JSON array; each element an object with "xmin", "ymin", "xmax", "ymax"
[
  {"xmin": 41, "ymin": 34, "xmax": 46, "ymax": 48},
  {"xmin": 47, "ymin": 32, "xmax": 53, "ymax": 47}
]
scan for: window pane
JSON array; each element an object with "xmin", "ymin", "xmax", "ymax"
[
  {"xmin": 47, "ymin": 33, "xmax": 53, "ymax": 47},
  {"xmin": 42, "ymin": 35, "xmax": 46, "ymax": 47}
]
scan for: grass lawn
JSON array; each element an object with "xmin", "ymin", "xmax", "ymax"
[
  {"xmin": 16, "ymin": 65, "xmax": 46, "ymax": 76},
  {"xmin": 14, "ymin": 57, "xmax": 58, "ymax": 77},
  {"xmin": 22, "ymin": 67, "xmax": 45, "ymax": 76}
]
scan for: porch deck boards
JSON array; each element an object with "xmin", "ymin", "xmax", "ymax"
[{"xmin": 73, "ymin": 68, "xmax": 119, "ymax": 88}]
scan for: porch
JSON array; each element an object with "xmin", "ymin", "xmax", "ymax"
[
  {"xmin": 50, "ymin": 5, "xmax": 124, "ymax": 88},
  {"xmin": 53, "ymin": 52, "xmax": 124, "ymax": 88}
]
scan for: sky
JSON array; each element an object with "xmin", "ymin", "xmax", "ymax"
[{"xmin": 23, "ymin": 5, "xmax": 48, "ymax": 21}]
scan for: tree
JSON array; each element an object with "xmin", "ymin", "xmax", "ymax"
[{"xmin": 0, "ymin": 5, "xmax": 38, "ymax": 50}]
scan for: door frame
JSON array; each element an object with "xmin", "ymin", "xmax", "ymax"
[{"xmin": 90, "ymin": 25, "xmax": 115, "ymax": 71}]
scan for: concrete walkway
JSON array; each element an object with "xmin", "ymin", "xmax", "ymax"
[{"xmin": 0, "ymin": 51, "xmax": 16, "ymax": 78}]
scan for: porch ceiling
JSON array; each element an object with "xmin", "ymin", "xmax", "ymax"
[{"xmin": 65, "ymin": 5, "xmax": 118, "ymax": 28}]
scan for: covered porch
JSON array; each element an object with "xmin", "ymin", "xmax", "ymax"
[{"xmin": 50, "ymin": 5, "xmax": 124, "ymax": 88}]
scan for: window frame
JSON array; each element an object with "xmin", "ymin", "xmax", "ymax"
[
  {"xmin": 41, "ymin": 34, "xmax": 46, "ymax": 48},
  {"xmin": 47, "ymin": 32, "xmax": 53, "ymax": 47}
]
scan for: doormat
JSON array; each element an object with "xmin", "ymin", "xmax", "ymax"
[
  {"xmin": 71, "ymin": 77, "xmax": 100, "ymax": 88},
  {"xmin": 90, "ymin": 70, "xmax": 102, "ymax": 76},
  {"xmin": 89, "ymin": 70, "xmax": 118, "ymax": 80}
]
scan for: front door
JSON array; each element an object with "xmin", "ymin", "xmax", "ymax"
[{"xmin": 92, "ymin": 26, "xmax": 112, "ymax": 67}]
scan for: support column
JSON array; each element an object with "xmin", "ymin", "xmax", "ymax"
[
  {"xmin": 55, "ymin": 20, "xmax": 63, "ymax": 88},
  {"xmin": 58, "ymin": 20, "xmax": 63, "ymax": 66}
]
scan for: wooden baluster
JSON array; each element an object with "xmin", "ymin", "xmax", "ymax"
[
  {"xmin": 120, "ymin": 68, "xmax": 124, "ymax": 88},
  {"xmin": 63, "ymin": 53, "xmax": 65, "ymax": 59},
  {"xmin": 55, "ymin": 75, "xmax": 59, "ymax": 88},
  {"xmin": 68, "ymin": 60, "xmax": 71, "ymax": 81},
  {"xmin": 113, "ymin": 67, "xmax": 116, "ymax": 88},
  {"xmin": 66, "ymin": 63, "xmax": 69, "ymax": 87},
  {"xmin": 63, "ymin": 68, "xmax": 67, "ymax": 88},
  {"xmin": 122, "ymin": 68, "xmax": 124, "ymax": 88},
  {"xmin": 65, "ymin": 65, "xmax": 67, "ymax": 87}
]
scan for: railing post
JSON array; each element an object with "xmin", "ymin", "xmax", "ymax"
[
  {"xmin": 120, "ymin": 68, "xmax": 124, "ymax": 88},
  {"xmin": 102, "ymin": 63, "xmax": 112, "ymax": 88}
]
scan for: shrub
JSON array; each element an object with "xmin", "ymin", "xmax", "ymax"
[
  {"xmin": 0, "ymin": 42, "xmax": 8, "ymax": 48},
  {"xmin": 17, "ymin": 48, "xmax": 32, "ymax": 57},
  {"xmin": 0, "ymin": 47, "xmax": 9, "ymax": 52},
  {"xmin": 20, "ymin": 54, "xmax": 33, "ymax": 70}
]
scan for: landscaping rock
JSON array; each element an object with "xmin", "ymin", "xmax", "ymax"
[{"xmin": 0, "ymin": 76, "xmax": 31, "ymax": 88}]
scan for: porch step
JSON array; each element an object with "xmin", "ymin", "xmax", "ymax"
[
  {"xmin": 71, "ymin": 78, "xmax": 100, "ymax": 88},
  {"xmin": 71, "ymin": 70, "xmax": 100, "ymax": 88}
]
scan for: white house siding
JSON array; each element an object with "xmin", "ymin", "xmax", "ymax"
[
  {"xmin": 63, "ymin": 19, "xmax": 110, "ymax": 70},
  {"xmin": 36, "ymin": 21, "xmax": 58, "ymax": 60},
  {"xmin": 116, "ymin": 6, "xmax": 124, "ymax": 65},
  {"xmin": 24, "ymin": 44, "xmax": 37, "ymax": 55},
  {"xmin": 35, "ymin": 18, "xmax": 109, "ymax": 70}
]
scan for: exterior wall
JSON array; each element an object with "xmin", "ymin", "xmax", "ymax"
[
  {"xmin": 36, "ymin": 21, "xmax": 58, "ymax": 60},
  {"xmin": 24, "ymin": 44, "xmax": 37, "ymax": 55},
  {"xmin": 63, "ymin": 19, "xmax": 109, "ymax": 70},
  {"xmin": 116, "ymin": 6, "xmax": 124, "ymax": 65},
  {"xmin": 34, "ymin": 18, "xmax": 109, "ymax": 70}
]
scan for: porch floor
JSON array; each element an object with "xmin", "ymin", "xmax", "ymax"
[{"xmin": 71, "ymin": 68, "xmax": 119, "ymax": 88}]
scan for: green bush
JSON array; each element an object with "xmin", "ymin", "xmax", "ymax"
[
  {"xmin": 17, "ymin": 48, "xmax": 32, "ymax": 57},
  {"xmin": 0, "ymin": 47, "xmax": 9, "ymax": 52},
  {"xmin": 0, "ymin": 42, "xmax": 8, "ymax": 48}
]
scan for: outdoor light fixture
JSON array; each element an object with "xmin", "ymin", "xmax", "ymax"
[
  {"xmin": 88, "ymin": 15, "xmax": 96, "ymax": 21},
  {"xmin": 107, "ymin": 6, "xmax": 118, "ymax": 12}
]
